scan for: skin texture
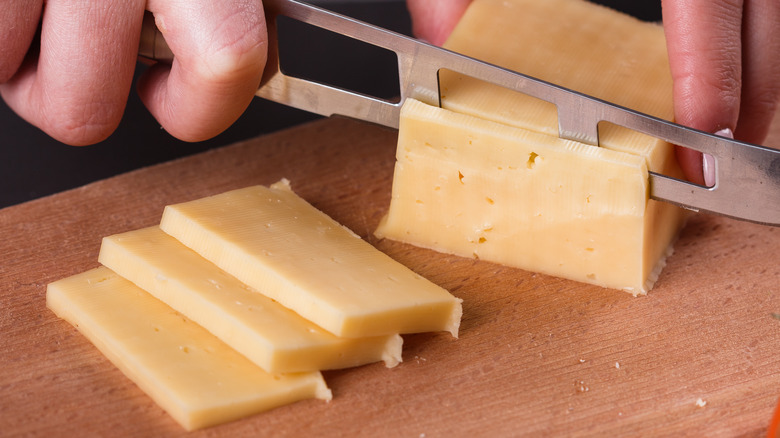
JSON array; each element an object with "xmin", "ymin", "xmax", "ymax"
[
  {"xmin": 0, "ymin": 0, "xmax": 266, "ymax": 145},
  {"xmin": 662, "ymin": 0, "xmax": 780, "ymax": 185},
  {"xmin": 406, "ymin": 0, "xmax": 472, "ymax": 46}
]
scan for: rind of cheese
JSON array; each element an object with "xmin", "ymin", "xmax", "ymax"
[
  {"xmin": 159, "ymin": 180, "xmax": 463, "ymax": 338},
  {"xmin": 375, "ymin": 0, "xmax": 688, "ymax": 294},
  {"xmin": 98, "ymin": 226, "xmax": 403, "ymax": 373},
  {"xmin": 46, "ymin": 267, "xmax": 331, "ymax": 431}
]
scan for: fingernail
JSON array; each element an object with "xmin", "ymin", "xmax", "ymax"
[
  {"xmin": 703, "ymin": 128, "xmax": 733, "ymax": 187},
  {"xmin": 702, "ymin": 153, "xmax": 716, "ymax": 187},
  {"xmin": 714, "ymin": 128, "xmax": 734, "ymax": 138}
]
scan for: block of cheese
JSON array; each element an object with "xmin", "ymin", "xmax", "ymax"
[
  {"xmin": 375, "ymin": 0, "xmax": 688, "ymax": 294},
  {"xmin": 46, "ymin": 267, "xmax": 331, "ymax": 431},
  {"xmin": 159, "ymin": 180, "xmax": 462, "ymax": 338},
  {"xmin": 439, "ymin": 0, "xmax": 677, "ymax": 158},
  {"xmin": 99, "ymin": 226, "xmax": 403, "ymax": 373},
  {"xmin": 377, "ymin": 99, "xmax": 658, "ymax": 291}
]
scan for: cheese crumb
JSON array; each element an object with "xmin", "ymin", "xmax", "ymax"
[
  {"xmin": 695, "ymin": 398, "xmax": 707, "ymax": 408},
  {"xmin": 574, "ymin": 380, "xmax": 589, "ymax": 393}
]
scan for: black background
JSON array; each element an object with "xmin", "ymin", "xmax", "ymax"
[{"xmin": 0, "ymin": 0, "xmax": 662, "ymax": 209}]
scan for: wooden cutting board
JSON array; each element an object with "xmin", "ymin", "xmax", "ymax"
[{"xmin": 2, "ymin": 114, "xmax": 780, "ymax": 437}]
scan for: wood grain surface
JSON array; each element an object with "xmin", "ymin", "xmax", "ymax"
[{"xmin": 2, "ymin": 114, "xmax": 780, "ymax": 437}]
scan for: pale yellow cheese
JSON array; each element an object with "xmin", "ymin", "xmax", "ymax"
[
  {"xmin": 46, "ymin": 267, "xmax": 331, "ymax": 431},
  {"xmin": 375, "ymin": 0, "xmax": 688, "ymax": 294},
  {"xmin": 98, "ymin": 226, "xmax": 403, "ymax": 373},
  {"xmin": 440, "ymin": 0, "xmax": 676, "ymax": 164},
  {"xmin": 377, "ymin": 99, "xmax": 657, "ymax": 291},
  {"xmin": 159, "ymin": 180, "xmax": 463, "ymax": 338}
]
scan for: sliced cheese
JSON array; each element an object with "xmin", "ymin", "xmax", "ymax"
[
  {"xmin": 375, "ymin": 0, "xmax": 688, "ymax": 294},
  {"xmin": 98, "ymin": 226, "xmax": 403, "ymax": 373},
  {"xmin": 46, "ymin": 267, "xmax": 331, "ymax": 431},
  {"xmin": 159, "ymin": 180, "xmax": 463, "ymax": 338}
]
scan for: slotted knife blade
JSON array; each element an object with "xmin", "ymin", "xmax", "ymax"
[{"xmin": 139, "ymin": 0, "xmax": 780, "ymax": 226}]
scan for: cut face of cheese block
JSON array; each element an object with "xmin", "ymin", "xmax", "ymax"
[
  {"xmin": 159, "ymin": 180, "xmax": 462, "ymax": 338},
  {"xmin": 375, "ymin": 0, "xmax": 688, "ymax": 294},
  {"xmin": 46, "ymin": 267, "xmax": 331, "ymax": 431},
  {"xmin": 377, "ymin": 99, "xmax": 664, "ymax": 292},
  {"xmin": 98, "ymin": 226, "xmax": 403, "ymax": 373}
]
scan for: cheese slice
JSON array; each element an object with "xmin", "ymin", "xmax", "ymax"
[
  {"xmin": 159, "ymin": 180, "xmax": 462, "ymax": 338},
  {"xmin": 98, "ymin": 226, "xmax": 403, "ymax": 373},
  {"xmin": 375, "ymin": 0, "xmax": 688, "ymax": 293},
  {"xmin": 46, "ymin": 267, "xmax": 331, "ymax": 431}
]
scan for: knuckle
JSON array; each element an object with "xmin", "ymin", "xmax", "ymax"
[
  {"xmin": 673, "ymin": 70, "xmax": 741, "ymax": 115},
  {"xmin": 199, "ymin": 10, "xmax": 267, "ymax": 82}
]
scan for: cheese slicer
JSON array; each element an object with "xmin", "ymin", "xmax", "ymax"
[{"xmin": 139, "ymin": 0, "xmax": 780, "ymax": 227}]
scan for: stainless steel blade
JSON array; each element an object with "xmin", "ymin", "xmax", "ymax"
[{"xmin": 140, "ymin": 0, "xmax": 780, "ymax": 226}]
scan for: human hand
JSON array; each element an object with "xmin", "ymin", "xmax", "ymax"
[
  {"xmin": 407, "ymin": 0, "xmax": 472, "ymax": 46},
  {"xmin": 662, "ymin": 0, "xmax": 780, "ymax": 186},
  {"xmin": 0, "ymin": 0, "xmax": 267, "ymax": 146}
]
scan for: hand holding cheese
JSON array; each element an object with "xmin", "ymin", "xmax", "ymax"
[
  {"xmin": 408, "ymin": 0, "xmax": 780, "ymax": 186},
  {"xmin": 661, "ymin": 0, "xmax": 780, "ymax": 185},
  {"xmin": 0, "ymin": 0, "xmax": 265, "ymax": 145}
]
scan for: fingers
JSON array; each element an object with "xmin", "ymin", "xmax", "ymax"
[
  {"xmin": 662, "ymin": 0, "xmax": 744, "ymax": 185},
  {"xmin": 662, "ymin": 0, "xmax": 780, "ymax": 185},
  {"xmin": 138, "ymin": 0, "xmax": 267, "ymax": 142},
  {"xmin": 0, "ymin": 0, "xmax": 43, "ymax": 82},
  {"xmin": 733, "ymin": 0, "xmax": 780, "ymax": 145},
  {"xmin": 407, "ymin": 0, "xmax": 472, "ymax": 46},
  {"xmin": 0, "ymin": 0, "xmax": 145, "ymax": 146},
  {"xmin": 0, "ymin": 0, "xmax": 266, "ymax": 145}
]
